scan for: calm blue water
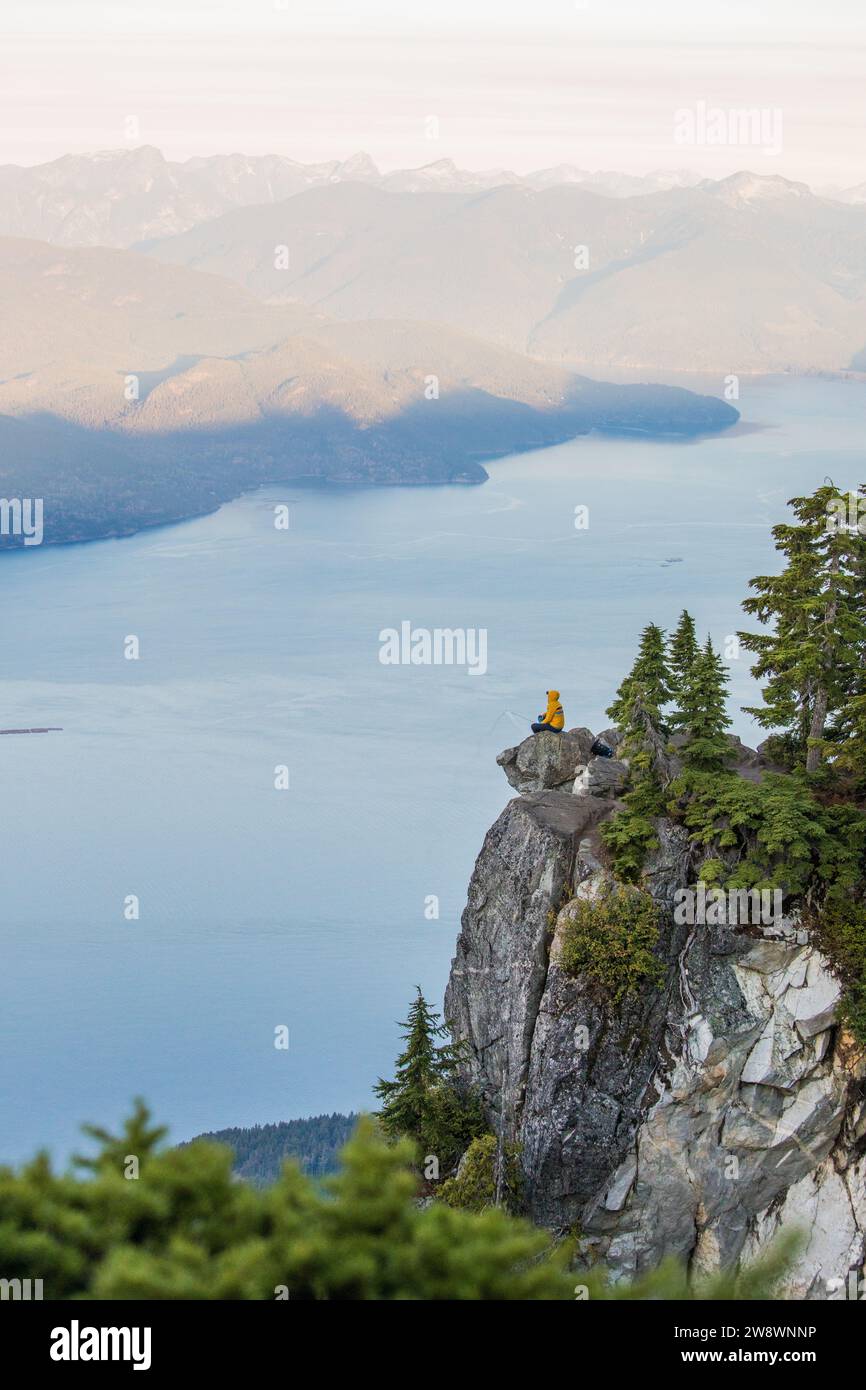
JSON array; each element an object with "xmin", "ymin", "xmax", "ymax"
[{"xmin": 2, "ymin": 375, "xmax": 864, "ymax": 1164}]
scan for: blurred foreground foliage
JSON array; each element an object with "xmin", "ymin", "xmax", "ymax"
[{"xmin": 0, "ymin": 1100, "xmax": 796, "ymax": 1300}]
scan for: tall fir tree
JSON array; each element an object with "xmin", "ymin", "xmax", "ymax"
[
  {"xmin": 835, "ymin": 688, "xmax": 866, "ymax": 786},
  {"xmin": 603, "ymin": 624, "xmax": 673, "ymax": 880},
  {"xmin": 668, "ymin": 610, "xmax": 700, "ymax": 721},
  {"xmin": 374, "ymin": 988, "xmax": 482, "ymax": 1169},
  {"xmin": 677, "ymin": 636, "xmax": 733, "ymax": 772},
  {"xmin": 834, "ymin": 485, "xmax": 866, "ymax": 785},
  {"xmin": 738, "ymin": 483, "xmax": 866, "ymax": 773},
  {"xmin": 606, "ymin": 623, "xmax": 671, "ymax": 731}
]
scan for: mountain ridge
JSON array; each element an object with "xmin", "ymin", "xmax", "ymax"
[
  {"xmin": 138, "ymin": 175, "xmax": 866, "ymax": 375},
  {"xmin": 0, "ymin": 235, "xmax": 737, "ymax": 546}
]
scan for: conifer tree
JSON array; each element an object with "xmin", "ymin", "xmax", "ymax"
[
  {"xmin": 73, "ymin": 1098, "xmax": 168, "ymax": 1175},
  {"xmin": 739, "ymin": 483, "xmax": 866, "ymax": 773},
  {"xmin": 606, "ymin": 623, "xmax": 671, "ymax": 731},
  {"xmin": 603, "ymin": 625, "xmax": 673, "ymax": 879},
  {"xmin": 374, "ymin": 989, "xmax": 482, "ymax": 1167},
  {"xmin": 835, "ymin": 688, "xmax": 866, "ymax": 786},
  {"xmin": 678, "ymin": 637, "xmax": 733, "ymax": 772},
  {"xmin": 667, "ymin": 608, "xmax": 700, "ymax": 722},
  {"xmin": 833, "ymin": 484, "xmax": 866, "ymax": 784}
]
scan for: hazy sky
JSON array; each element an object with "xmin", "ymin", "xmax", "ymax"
[{"xmin": 2, "ymin": 0, "xmax": 864, "ymax": 186}]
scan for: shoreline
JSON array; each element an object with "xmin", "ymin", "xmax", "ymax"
[{"xmin": 0, "ymin": 416, "xmax": 742, "ymax": 555}]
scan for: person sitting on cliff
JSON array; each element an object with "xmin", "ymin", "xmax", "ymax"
[{"xmin": 531, "ymin": 690, "xmax": 564, "ymax": 734}]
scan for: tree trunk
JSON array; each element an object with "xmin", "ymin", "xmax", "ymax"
[
  {"xmin": 806, "ymin": 554, "xmax": 840, "ymax": 772},
  {"xmin": 806, "ymin": 688, "xmax": 829, "ymax": 772}
]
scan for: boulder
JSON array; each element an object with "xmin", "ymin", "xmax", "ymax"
[
  {"xmin": 496, "ymin": 727, "xmax": 594, "ymax": 793},
  {"xmin": 784, "ymin": 962, "xmax": 840, "ymax": 1039},
  {"xmin": 573, "ymin": 757, "xmax": 628, "ymax": 799},
  {"xmin": 595, "ymin": 727, "xmax": 622, "ymax": 754}
]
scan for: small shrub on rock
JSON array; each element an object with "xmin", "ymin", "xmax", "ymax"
[{"xmin": 558, "ymin": 884, "xmax": 663, "ymax": 1003}]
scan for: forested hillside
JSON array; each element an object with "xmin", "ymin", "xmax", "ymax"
[{"xmin": 188, "ymin": 1112, "xmax": 358, "ymax": 1184}]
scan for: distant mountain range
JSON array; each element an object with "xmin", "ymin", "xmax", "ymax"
[
  {"xmin": 24, "ymin": 146, "xmax": 866, "ymax": 543},
  {"xmin": 2, "ymin": 148, "xmax": 865, "ymax": 381},
  {"xmin": 139, "ymin": 170, "xmax": 866, "ymax": 375},
  {"xmin": 0, "ymin": 147, "xmax": 712, "ymax": 249},
  {"xmin": 0, "ymin": 148, "xmax": 862, "ymax": 387},
  {"xmin": 3, "ymin": 145, "xmax": 865, "ymax": 252},
  {"xmin": 0, "ymin": 235, "xmax": 737, "ymax": 545}
]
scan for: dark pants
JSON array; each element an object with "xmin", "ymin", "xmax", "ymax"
[{"xmin": 531, "ymin": 722, "xmax": 562, "ymax": 734}]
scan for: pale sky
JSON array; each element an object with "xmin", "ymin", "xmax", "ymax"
[{"xmin": 1, "ymin": 0, "xmax": 864, "ymax": 188}]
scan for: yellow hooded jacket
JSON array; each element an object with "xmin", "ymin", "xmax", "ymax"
[{"xmin": 540, "ymin": 690, "xmax": 564, "ymax": 730}]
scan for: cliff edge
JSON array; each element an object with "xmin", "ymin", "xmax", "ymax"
[{"xmin": 445, "ymin": 728, "xmax": 866, "ymax": 1298}]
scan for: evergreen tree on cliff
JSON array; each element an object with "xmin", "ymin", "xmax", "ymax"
[
  {"xmin": 833, "ymin": 484, "xmax": 866, "ymax": 786},
  {"xmin": 835, "ymin": 684, "xmax": 866, "ymax": 787},
  {"xmin": 374, "ymin": 988, "xmax": 482, "ymax": 1170},
  {"xmin": 607, "ymin": 623, "xmax": 671, "ymax": 731},
  {"xmin": 668, "ymin": 610, "xmax": 700, "ymax": 717},
  {"xmin": 739, "ymin": 483, "xmax": 866, "ymax": 773},
  {"xmin": 603, "ymin": 624, "xmax": 673, "ymax": 879},
  {"xmin": 677, "ymin": 637, "xmax": 733, "ymax": 773}
]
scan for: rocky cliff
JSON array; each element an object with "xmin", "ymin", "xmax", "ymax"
[{"xmin": 445, "ymin": 728, "xmax": 866, "ymax": 1298}]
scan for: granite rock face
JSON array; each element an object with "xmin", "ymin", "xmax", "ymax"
[
  {"xmin": 579, "ymin": 928, "xmax": 860, "ymax": 1297},
  {"xmin": 496, "ymin": 727, "xmax": 595, "ymax": 793},
  {"xmin": 572, "ymin": 757, "xmax": 629, "ymax": 799},
  {"xmin": 444, "ymin": 788, "xmax": 616, "ymax": 1148},
  {"xmin": 445, "ymin": 729, "xmax": 866, "ymax": 1298}
]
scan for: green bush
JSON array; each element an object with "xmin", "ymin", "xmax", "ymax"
[
  {"xmin": 669, "ymin": 769, "xmax": 866, "ymax": 897},
  {"xmin": 0, "ymin": 1103, "xmax": 573, "ymax": 1300},
  {"xmin": 599, "ymin": 774, "xmax": 663, "ymax": 882},
  {"xmin": 558, "ymin": 884, "xmax": 663, "ymax": 1003},
  {"xmin": 0, "ymin": 1102, "xmax": 798, "ymax": 1300},
  {"xmin": 439, "ymin": 1133, "xmax": 522, "ymax": 1214},
  {"xmin": 811, "ymin": 897, "xmax": 866, "ymax": 1045},
  {"xmin": 841, "ymin": 976, "xmax": 866, "ymax": 1047}
]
